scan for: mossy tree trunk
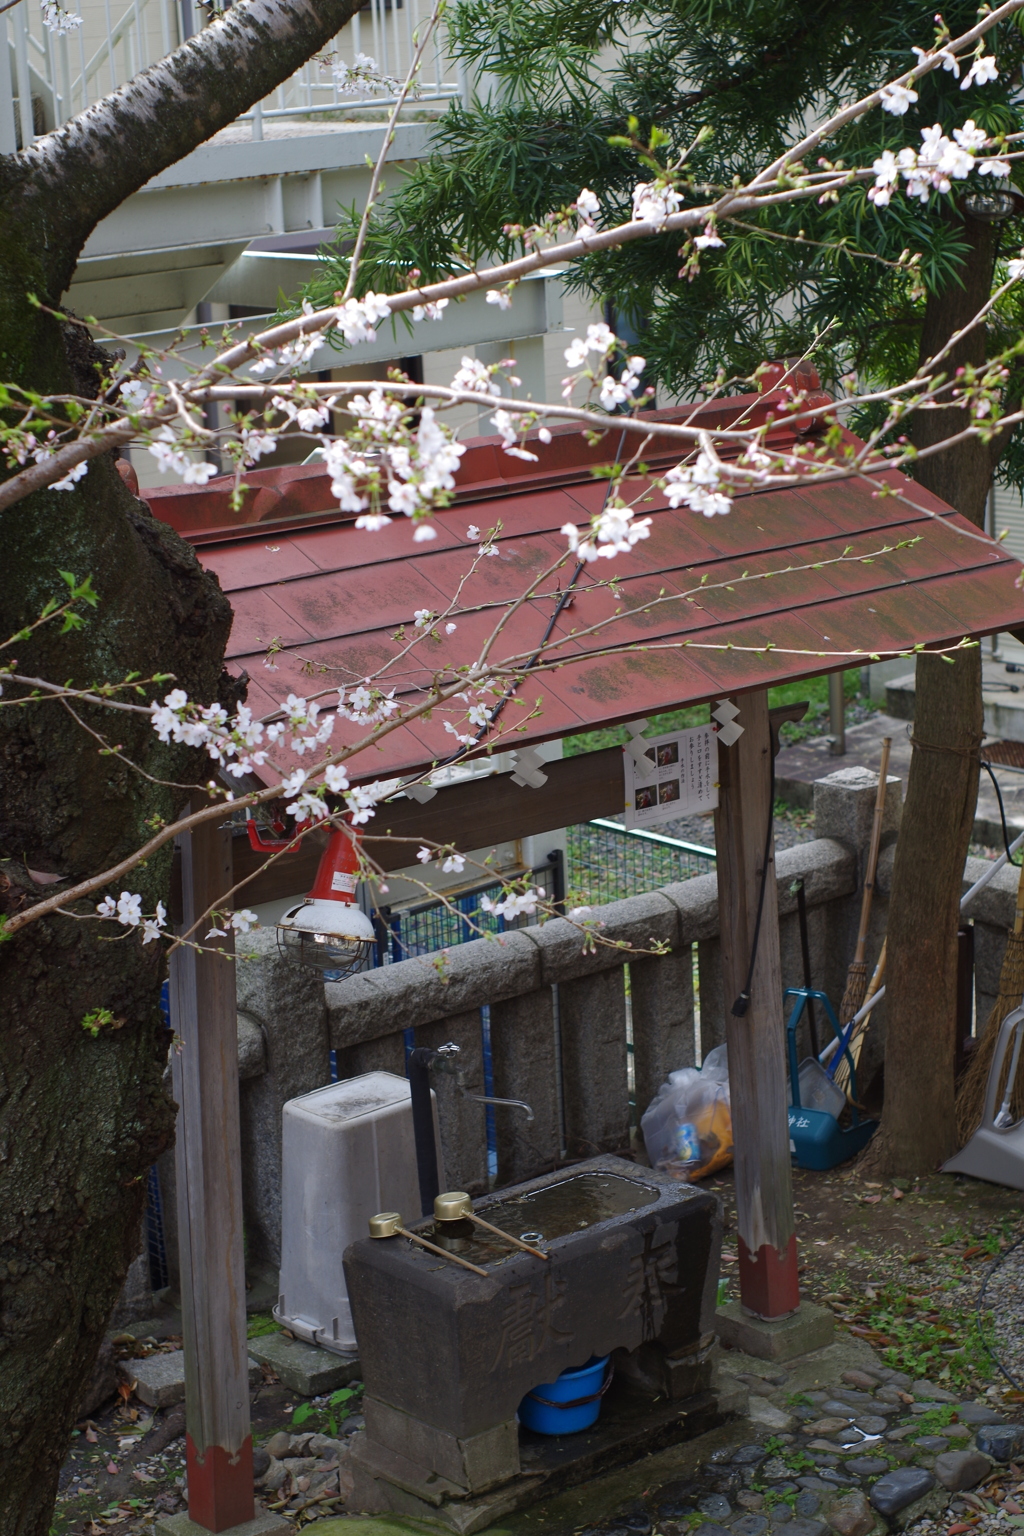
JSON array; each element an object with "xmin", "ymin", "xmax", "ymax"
[
  {"xmin": 0, "ymin": 2, "xmax": 359, "ymax": 1527},
  {"xmin": 864, "ymin": 211, "xmax": 1002, "ymax": 1175}
]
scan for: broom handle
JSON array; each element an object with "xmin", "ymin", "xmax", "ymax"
[
  {"xmin": 853, "ymin": 737, "xmax": 892, "ymax": 964},
  {"xmin": 1014, "ymin": 857, "xmax": 1024, "ymax": 936}
]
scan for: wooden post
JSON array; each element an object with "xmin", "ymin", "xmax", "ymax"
[
  {"xmin": 169, "ymin": 813, "xmax": 255, "ymax": 1532},
  {"xmin": 713, "ymin": 690, "xmax": 799, "ymax": 1320}
]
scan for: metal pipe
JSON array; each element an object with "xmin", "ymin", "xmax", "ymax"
[
  {"xmin": 828, "ymin": 671, "xmax": 845, "ymax": 756},
  {"xmin": 406, "ymin": 1047, "xmax": 441, "ymax": 1216},
  {"xmin": 960, "ymin": 828, "xmax": 1024, "ymax": 912}
]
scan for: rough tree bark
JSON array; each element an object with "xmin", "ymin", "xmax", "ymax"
[
  {"xmin": 864, "ymin": 211, "xmax": 1001, "ymax": 1175},
  {"xmin": 0, "ymin": 2, "xmax": 360, "ymax": 1529}
]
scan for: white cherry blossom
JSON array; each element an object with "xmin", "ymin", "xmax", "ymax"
[
  {"xmin": 116, "ymin": 892, "xmax": 143, "ymax": 927},
  {"xmin": 324, "ymin": 764, "xmax": 350, "ymax": 793},
  {"xmin": 412, "ymin": 299, "xmax": 449, "ymax": 321},
  {"xmin": 632, "ymin": 181, "xmax": 683, "ymax": 224},
  {"xmin": 451, "ymin": 357, "xmax": 499, "ymax": 395},
  {"xmin": 576, "ymin": 188, "xmax": 601, "ymax": 225},
  {"xmin": 491, "ymin": 409, "xmax": 538, "ymax": 462},
  {"xmin": 561, "ymin": 504, "xmax": 652, "ymax": 561},
  {"xmin": 880, "ymin": 82, "xmax": 918, "ymax": 115},
  {"xmin": 664, "ymin": 449, "xmax": 733, "ymax": 518},
  {"xmin": 41, "ymin": 1, "xmax": 83, "ymax": 34},
  {"xmin": 953, "ymin": 120, "xmax": 988, "ymax": 152},
  {"xmin": 52, "ymin": 461, "xmax": 89, "ymax": 492},
  {"xmin": 120, "ymin": 380, "xmax": 150, "ymax": 412},
  {"xmin": 962, "ymin": 55, "xmax": 998, "ymax": 90}
]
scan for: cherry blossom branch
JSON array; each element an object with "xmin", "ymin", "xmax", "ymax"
[
  {"xmin": 341, "ymin": 0, "xmax": 446, "ymax": 301},
  {"xmin": 0, "ymin": 673, "xmax": 173, "ymax": 713}
]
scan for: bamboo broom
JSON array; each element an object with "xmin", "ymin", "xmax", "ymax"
[
  {"xmin": 839, "ymin": 737, "xmax": 892, "ymax": 1026},
  {"xmin": 834, "ymin": 940, "xmax": 886, "ymax": 1097},
  {"xmin": 955, "ymin": 857, "xmax": 1024, "ymax": 1144}
]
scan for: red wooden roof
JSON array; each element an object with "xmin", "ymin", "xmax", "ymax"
[{"xmin": 144, "ymin": 395, "xmax": 1024, "ymax": 787}]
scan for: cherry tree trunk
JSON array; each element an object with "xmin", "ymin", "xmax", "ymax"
[{"xmin": 0, "ymin": 0, "xmax": 360, "ymax": 1527}]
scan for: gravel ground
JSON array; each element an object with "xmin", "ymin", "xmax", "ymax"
[
  {"xmin": 656, "ymin": 805, "xmax": 817, "ymax": 854},
  {"xmin": 976, "ymin": 1239, "xmax": 1024, "ymax": 1393}
]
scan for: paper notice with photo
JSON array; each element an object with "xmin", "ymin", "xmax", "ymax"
[{"xmin": 623, "ymin": 723, "xmax": 719, "ymax": 829}]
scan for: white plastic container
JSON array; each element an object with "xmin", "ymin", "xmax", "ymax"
[{"xmin": 275, "ymin": 1070, "xmax": 444, "ymax": 1354}]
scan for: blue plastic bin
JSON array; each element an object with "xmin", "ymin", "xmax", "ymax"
[{"xmin": 518, "ymin": 1355, "xmax": 611, "ymax": 1435}]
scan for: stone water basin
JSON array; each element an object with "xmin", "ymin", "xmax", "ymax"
[{"xmin": 343, "ymin": 1153, "xmax": 721, "ymax": 1443}]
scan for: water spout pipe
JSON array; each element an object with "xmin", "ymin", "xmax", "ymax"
[{"xmin": 464, "ymin": 1092, "xmax": 535, "ymax": 1124}]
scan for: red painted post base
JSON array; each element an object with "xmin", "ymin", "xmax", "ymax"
[
  {"xmin": 738, "ymin": 1233, "xmax": 800, "ymax": 1320},
  {"xmin": 186, "ymin": 1434, "xmax": 255, "ymax": 1533}
]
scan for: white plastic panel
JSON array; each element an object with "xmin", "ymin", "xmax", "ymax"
[{"xmin": 276, "ymin": 1070, "xmax": 444, "ymax": 1353}]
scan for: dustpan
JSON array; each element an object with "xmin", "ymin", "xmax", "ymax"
[
  {"xmin": 943, "ymin": 1003, "xmax": 1024, "ymax": 1190},
  {"xmin": 785, "ymin": 988, "xmax": 877, "ymax": 1171}
]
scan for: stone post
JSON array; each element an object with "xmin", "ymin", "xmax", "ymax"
[{"xmin": 235, "ymin": 930, "xmax": 330, "ymax": 1272}]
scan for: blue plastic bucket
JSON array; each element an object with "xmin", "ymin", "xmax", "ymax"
[{"xmin": 518, "ymin": 1355, "xmax": 611, "ymax": 1435}]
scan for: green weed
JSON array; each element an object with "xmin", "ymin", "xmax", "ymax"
[
  {"xmin": 291, "ymin": 1383, "xmax": 363, "ymax": 1437},
  {"xmin": 833, "ymin": 1279, "xmax": 990, "ymax": 1389}
]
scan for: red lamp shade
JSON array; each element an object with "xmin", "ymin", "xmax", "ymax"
[{"xmin": 276, "ymin": 825, "xmax": 376, "ymax": 975}]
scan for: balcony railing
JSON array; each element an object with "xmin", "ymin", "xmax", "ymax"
[{"xmin": 3, "ymin": 0, "xmax": 461, "ymax": 149}]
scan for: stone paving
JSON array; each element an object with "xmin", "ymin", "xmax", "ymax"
[{"xmin": 563, "ymin": 1357, "xmax": 1022, "ymax": 1536}]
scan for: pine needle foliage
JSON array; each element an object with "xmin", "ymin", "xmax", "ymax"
[{"xmin": 305, "ymin": 0, "xmax": 1024, "ymax": 483}]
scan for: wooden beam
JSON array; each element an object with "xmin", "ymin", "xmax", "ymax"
[
  {"xmin": 232, "ymin": 746, "xmax": 625, "ymax": 906},
  {"xmin": 169, "ymin": 811, "xmax": 254, "ymax": 1531},
  {"xmin": 714, "ymin": 691, "xmax": 799, "ymax": 1320}
]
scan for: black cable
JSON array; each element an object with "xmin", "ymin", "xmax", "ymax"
[
  {"xmin": 976, "ymin": 1230, "xmax": 1024, "ymax": 1393},
  {"xmin": 794, "ymin": 877, "xmax": 819, "ymax": 1056},
  {"xmin": 980, "ymin": 760, "xmax": 1016, "ymax": 864},
  {"xmin": 731, "ymin": 749, "xmax": 777, "ymax": 1018}
]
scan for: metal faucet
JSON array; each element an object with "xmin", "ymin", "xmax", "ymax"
[
  {"xmin": 465, "ymin": 1093, "xmax": 535, "ymax": 1124},
  {"xmin": 432, "ymin": 1042, "xmax": 535, "ymax": 1123}
]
